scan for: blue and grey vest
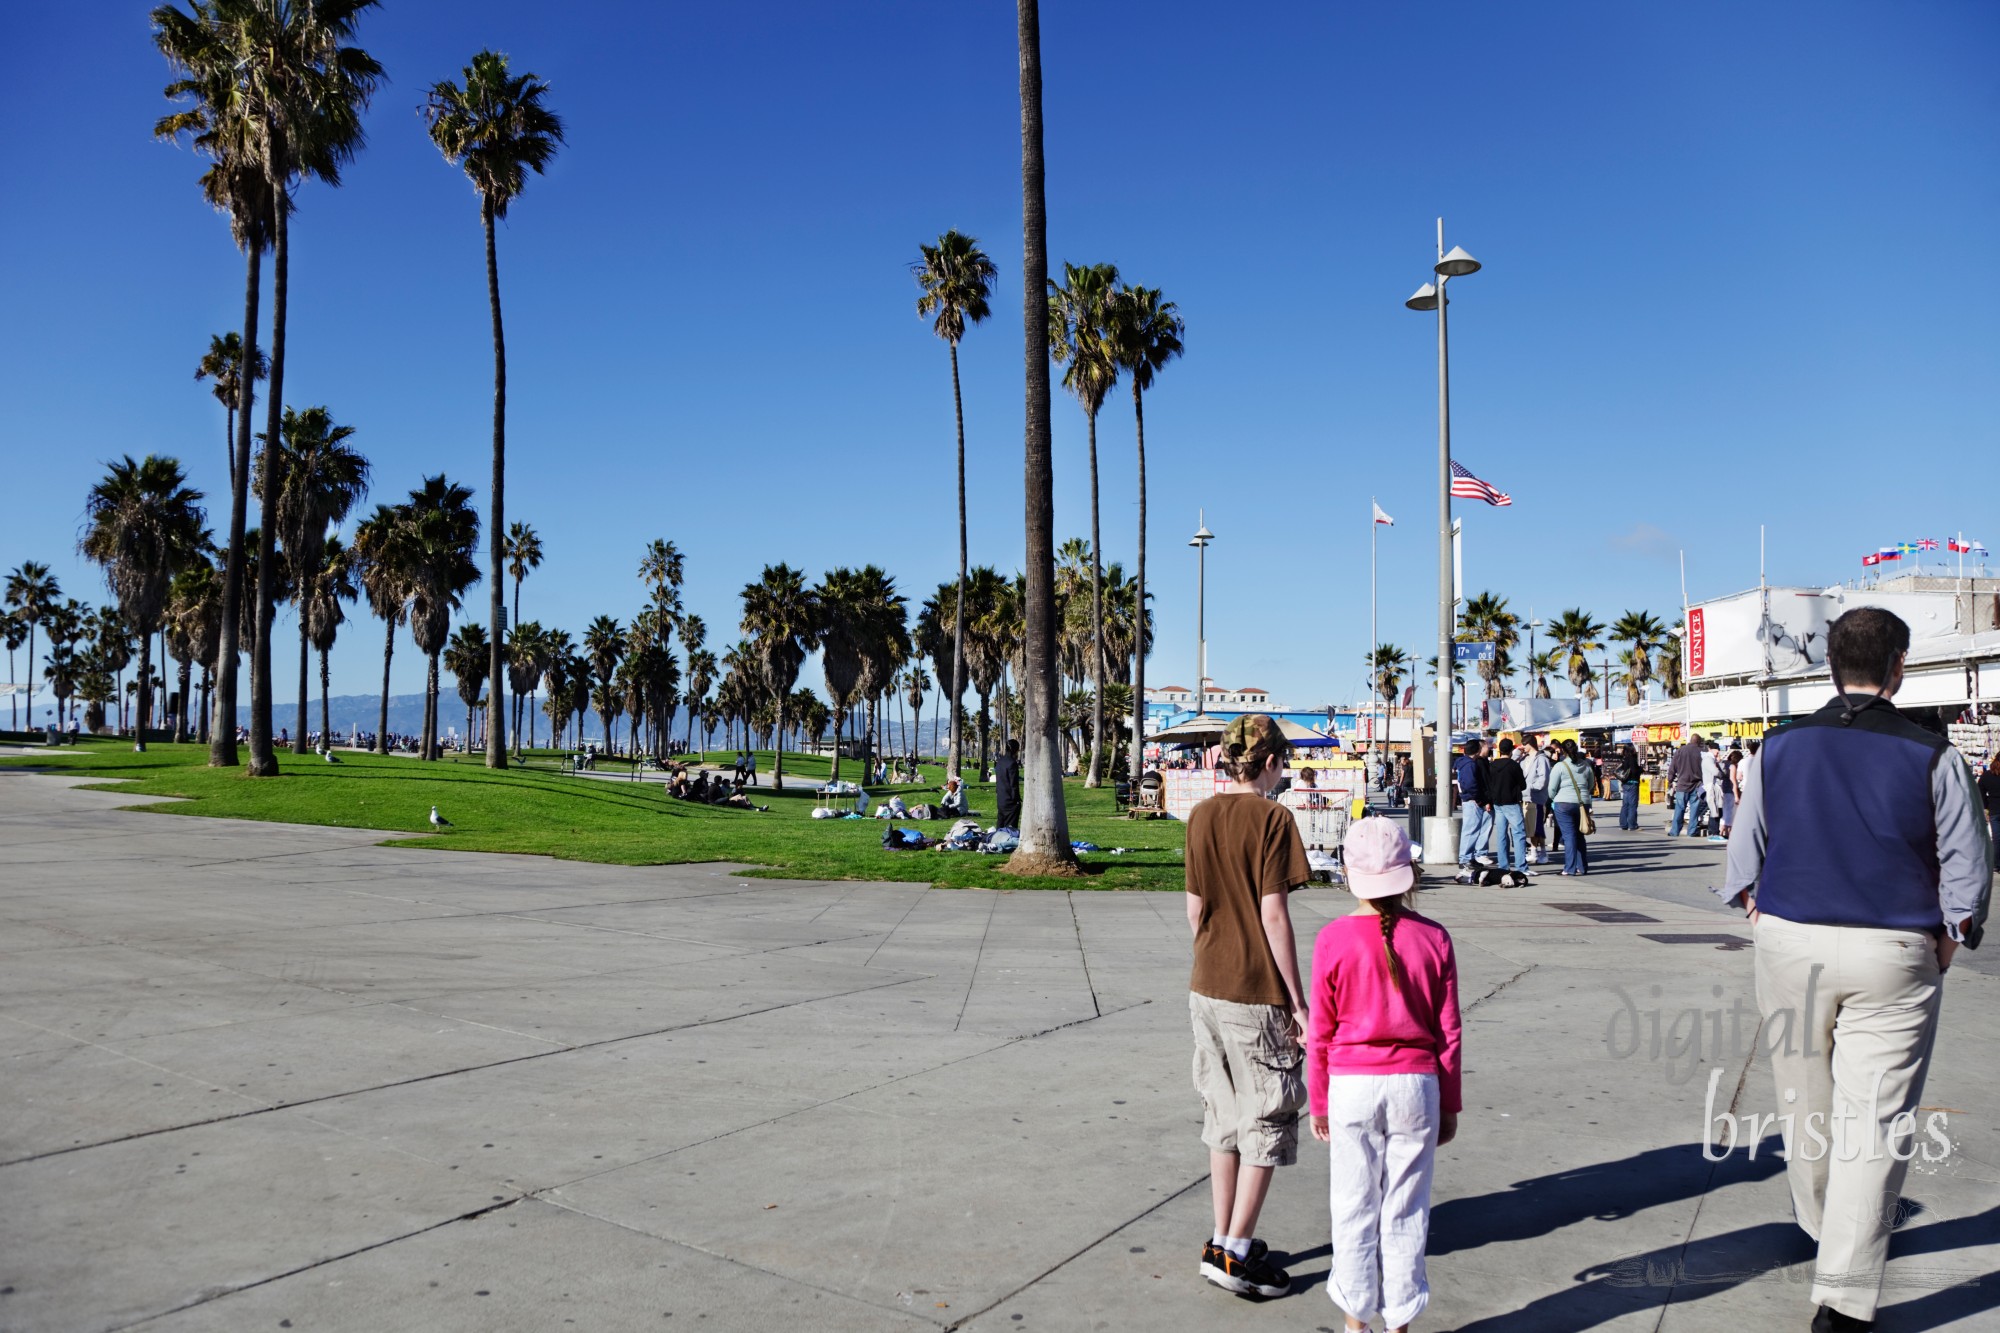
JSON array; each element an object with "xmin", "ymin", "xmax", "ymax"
[{"xmin": 1756, "ymin": 696, "xmax": 1950, "ymax": 933}]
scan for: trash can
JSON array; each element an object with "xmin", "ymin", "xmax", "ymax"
[{"xmin": 1406, "ymin": 789, "xmax": 1435, "ymax": 844}]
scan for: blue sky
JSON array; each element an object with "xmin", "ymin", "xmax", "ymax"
[{"xmin": 5, "ymin": 1, "xmax": 1998, "ymax": 715}]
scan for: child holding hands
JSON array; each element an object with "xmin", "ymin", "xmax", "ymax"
[{"xmin": 1307, "ymin": 817, "xmax": 1463, "ymax": 1333}]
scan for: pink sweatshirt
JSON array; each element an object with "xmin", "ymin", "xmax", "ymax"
[{"xmin": 1306, "ymin": 911, "xmax": 1463, "ymax": 1116}]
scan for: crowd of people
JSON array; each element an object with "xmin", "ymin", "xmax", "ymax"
[{"xmin": 1180, "ymin": 605, "xmax": 1992, "ymax": 1333}]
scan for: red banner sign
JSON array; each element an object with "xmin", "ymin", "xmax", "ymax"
[{"xmin": 1687, "ymin": 607, "xmax": 1706, "ymax": 677}]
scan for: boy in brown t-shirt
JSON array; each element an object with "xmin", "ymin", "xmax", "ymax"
[{"xmin": 1186, "ymin": 714, "xmax": 1311, "ymax": 1299}]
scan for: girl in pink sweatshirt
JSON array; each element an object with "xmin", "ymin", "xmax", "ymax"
[{"xmin": 1307, "ymin": 816, "xmax": 1463, "ymax": 1333}]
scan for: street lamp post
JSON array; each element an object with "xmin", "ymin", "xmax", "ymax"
[
  {"xmin": 1528, "ymin": 615, "xmax": 1544, "ymax": 700},
  {"xmin": 1406, "ymin": 220, "xmax": 1481, "ymax": 865},
  {"xmin": 1190, "ymin": 513, "xmax": 1214, "ymax": 715}
]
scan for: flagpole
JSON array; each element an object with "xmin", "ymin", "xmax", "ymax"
[{"xmin": 1371, "ymin": 497, "xmax": 1379, "ymax": 762}]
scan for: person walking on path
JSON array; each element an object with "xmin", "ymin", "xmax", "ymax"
[
  {"xmin": 1307, "ymin": 816, "xmax": 1462, "ymax": 1333},
  {"xmin": 1519, "ymin": 736, "xmax": 1551, "ymax": 863},
  {"xmin": 994, "ymin": 737, "xmax": 1022, "ymax": 830},
  {"xmin": 1667, "ymin": 735, "xmax": 1705, "ymax": 835},
  {"xmin": 1617, "ymin": 743, "xmax": 1643, "ymax": 830},
  {"xmin": 1186, "ymin": 714, "xmax": 1312, "ymax": 1300},
  {"xmin": 1976, "ymin": 749, "xmax": 1999, "ymax": 851},
  {"xmin": 1452, "ymin": 739, "xmax": 1492, "ymax": 883},
  {"xmin": 1719, "ymin": 607, "xmax": 1990, "ymax": 1333},
  {"xmin": 1547, "ymin": 740, "xmax": 1594, "ymax": 876},
  {"xmin": 1484, "ymin": 738, "xmax": 1529, "ymax": 877}
]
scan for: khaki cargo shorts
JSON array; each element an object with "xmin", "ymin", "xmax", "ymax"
[{"xmin": 1189, "ymin": 991, "xmax": 1306, "ymax": 1167}]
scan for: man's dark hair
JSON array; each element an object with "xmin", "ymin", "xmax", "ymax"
[
  {"xmin": 1498, "ymin": 738, "xmax": 1515, "ymax": 756},
  {"xmin": 1463, "ymin": 738, "xmax": 1483, "ymax": 756},
  {"xmin": 1005, "ymin": 738, "xmax": 1019, "ymax": 755},
  {"xmin": 1827, "ymin": 607, "xmax": 1912, "ymax": 692}
]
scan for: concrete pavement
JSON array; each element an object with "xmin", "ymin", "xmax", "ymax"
[{"xmin": 1, "ymin": 769, "xmax": 1995, "ymax": 1331}]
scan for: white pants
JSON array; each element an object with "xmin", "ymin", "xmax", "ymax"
[
  {"xmin": 1754, "ymin": 914, "xmax": 1943, "ymax": 1321},
  {"xmin": 1325, "ymin": 1073, "xmax": 1439, "ymax": 1328}
]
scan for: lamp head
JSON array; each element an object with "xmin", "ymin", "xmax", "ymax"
[
  {"xmin": 1404, "ymin": 283, "xmax": 1439, "ymax": 312},
  {"xmin": 1435, "ymin": 245, "xmax": 1481, "ymax": 278}
]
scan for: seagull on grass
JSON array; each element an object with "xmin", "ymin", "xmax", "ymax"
[{"xmin": 429, "ymin": 805, "xmax": 452, "ymax": 829}]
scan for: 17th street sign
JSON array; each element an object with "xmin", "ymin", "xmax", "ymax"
[{"xmin": 1454, "ymin": 641, "xmax": 1496, "ymax": 663}]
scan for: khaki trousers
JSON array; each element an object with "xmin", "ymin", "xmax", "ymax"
[{"xmin": 1754, "ymin": 913, "xmax": 1943, "ymax": 1320}]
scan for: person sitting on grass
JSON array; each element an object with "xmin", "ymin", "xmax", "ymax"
[
  {"xmin": 940, "ymin": 774, "xmax": 968, "ymax": 818},
  {"xmin": 687, "ymin": 771, "xmax": 711, "ymax": 803}
]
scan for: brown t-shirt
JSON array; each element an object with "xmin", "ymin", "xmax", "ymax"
[{"xmin": 1186, "ymin": 792, "xmax": 1311, "ymax": 1007}]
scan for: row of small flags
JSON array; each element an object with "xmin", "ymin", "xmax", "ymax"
[{"xmin": 1863, "ymin": 538, "xmax": 1986, "ymax": 567}]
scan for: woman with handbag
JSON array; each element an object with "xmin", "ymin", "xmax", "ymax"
[{"xmin": 1547, "ymin": 739, "xmax": 1595, "ymax": 876}]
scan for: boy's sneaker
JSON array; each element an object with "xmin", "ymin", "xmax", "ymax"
[
  {"xmin": 1453, "ymin": 868, "xmax": 1475, "ymax": 885},
  {"xmin": 1528, "ymin": 847, "xmax": 1543, "ymax": 863},
  {"xmin": 1199, "ymin": 1239, "xmax": 1264, "ymax": 1285},
  {"xmin": 1211, "ymin": 1246, "xmax": 1291, "ymax": 1299}
]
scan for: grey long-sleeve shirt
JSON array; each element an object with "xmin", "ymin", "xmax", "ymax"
[{"xmin": 1720, "ymin": 746, "xmax": 1993, "ymax": 944}]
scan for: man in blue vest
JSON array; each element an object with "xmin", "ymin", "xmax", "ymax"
[{"xmin": 1720, "ymin": 607, "xmax": 1990, "ymax": 1333}]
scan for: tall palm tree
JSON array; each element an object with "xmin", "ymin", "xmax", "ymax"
[
  {"xmin": 903, "ymin": 663, "xmax": 931, "ymax": 763},
  {"xmin": 1457, "ymin": 590, "xmax": 1520, "ymax": 699},
  {"xmin": 1549, "ymin": 608, "xmax": 1606, "ymax": 698},
  {"xmin": 912, "ymin": 229, "xmax": 996, "ymax": 782},
  {"xmin": 1048, "ymin": 261, "xmax": 1120, "ymax": 786},
  {"xmin": 93, "ymin": 606, "xmax": 138, "ymax": 733},
  {"xmin": 303, "ymin": 535, "xmax": 355, "ymax": 745},
  {"xmin": 679, "ymin": 614, "xmax": 709, "ymax": 752},
  {"xmin": 258, "ymin": 404, "xmax": 369, "ymax": 752},
  {"xmin": 444, "ymin": 621, "xmax": 490, "ymax": 750},
  {"xmin": 1660, "ymin": 621, "xmax": 1687, "ymax": 699},
  {"xmin": 202, "ymin": 0, "xmax": 382, "ymax": 776},
  {"xmin": 537, "ymin": 629, "xmax": 576, "ymax": 751},
  {"xmin": 814, "ymin": 567, "xmax": 866, "ymax": 782},
  {"xmin": 168, "ymin": 557, "xmax": 220, "ymax": 743},
  {"xmin": 637, "ymin": 539, "xmax": 685, "ymax": 625},
  {"xmin": 46, "ymin": 600, "xmax": 90, "ymax": 731},
  {"xmin": 80, "ymin": 457, "xmax": 206, "ymax": 750},
  {"xmin": 959, "ymin": 565, "xmax": 1013, "ymax": 780},
  {"xmin": 1006, "ymin": 0, "xmax": 1076, "ymax": 873},
  {"xmin": 350, "ymin": 504, "xmax": 411, "ymax": 753},
  {"xmin": 425, "ymin": 50, "xmax": 564, "ymax": 771},
  {"xmin": 1526, "ymin": 649, "xmax": 1561, "ymax": 700},
  {"xmin": 1367, "ymin": 644, "xmax": 1413, "ymax": 700},
  {"xmin": 153, "ymin": 1, "xmax": 279, "ymax": 768},
  {"xmin": 740, "ymin": 564, "xmax": 816, "ymax": 791},
  {"xmin": 583, "ymin": 615, "xmax": 623, "ymax": 749},
  {"xmin": 1611, "ymin": 610, "xmax": 1668, "ymax": 703},
  {"xmin": 401, "ymin": 476, "xmax": 482, "ymax": 760},
  {"xmin": 850, "ymin": 566, "xmax": 909, "ymax": 780},
  {"xmin": 194, "ymin": 331, "xmax": 265, "ymax": 489},
  {"xmin": 503, "ymin": 522, "xmax": 543, "ymax": 628},
  {"xmin": 5, "ymin": 563, "xmax": 60, "ymax": 732},
  {"xmin": 1102, "ymin": 281, "xmax": 1184, "ymax": 790},
  {"xmin": 506, "ymin": 620, "xmax": 546, "ymax": 752},
  {"xmin": 4, "ymin": 617, "xmax": 25, "ymax": 732}
]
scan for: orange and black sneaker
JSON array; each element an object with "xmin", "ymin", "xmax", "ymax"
[{"xmin": 1203, "ymin": 1241, "xmax": 1288, "ymax": 1298}]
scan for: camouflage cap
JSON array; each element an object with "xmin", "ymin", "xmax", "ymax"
[{"xmin": 1221, "ymin": 713, "xmax": 1288, "ymax": 758}]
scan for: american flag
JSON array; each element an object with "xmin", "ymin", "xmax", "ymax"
[
  {"xmin": 1917, "ymin": 538, "xmax": 1939, "ymax": 551},
  {"xmin": 1449, "ymin": 460, "xmax": 1512, "ymax": 507}
]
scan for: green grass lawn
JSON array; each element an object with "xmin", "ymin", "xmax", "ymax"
[{"xmin": 1, "ymin": 739, "xmax": 1185, "ymax": 891}]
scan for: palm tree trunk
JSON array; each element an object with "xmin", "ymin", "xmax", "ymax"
[
  {"xmin": 484, "ymin": 198, "xmax": 510, "ymax": 770},
  {"xmin": 225, "ymin": 403, "xmax": 236, "ymax": 499},
  {"xmin": 1128, "ymin": 383, "xmax": 1149, "ymax": 791},
  {"xmin": 174, "ymin": 654, "xmax": 192, "ymax": 744},
  {"xmin": 948, "ymin": 341, "xmax": 969, "ymax": 781},
  {"xmin": 199, "ymin": 666, "xmax": 211, "ymax": 744},
  {"xmin": 247, "ymin": 134, "xmax": 290, "ymax": 779},
  {"xmin": 133, "ymin": 628, "xmax": 152, "ymax": 752},
  {"xmin": 773, "ymin": 694, "xmax": 786, "ymax": 791},
  {"xmin": 378, "ymin": 619, "xmax": 395, "ymax": 754},
  {"xmin": 212, "ymin": 244, "xmax": 260, "ymax": 768},
  {"xmin": 830, "ymin": 702, "xmax": 843, "ymax": 784},
  {"xmin": 1085, "ymin": 407, "xmax": 1105, "ymax": 787},
  {"xmin": 320, "ymin": 646, "xmax": 332, "ymax": 748},
  {"xmin": 426, "ymin": 651, "xmax": 442, "ymax": 760},
  {"xmin": 295, "ymin": 621, "xmax": 312, "ymax": 754},
  {"xmin": 1006, "ymin": 0, "xmax": 1075, "ymax": 872}
]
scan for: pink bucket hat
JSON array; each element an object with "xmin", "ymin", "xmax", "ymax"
[{"xmin": 1343, "ymin": 816, "xmax": 1418, "ymax": 899}]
